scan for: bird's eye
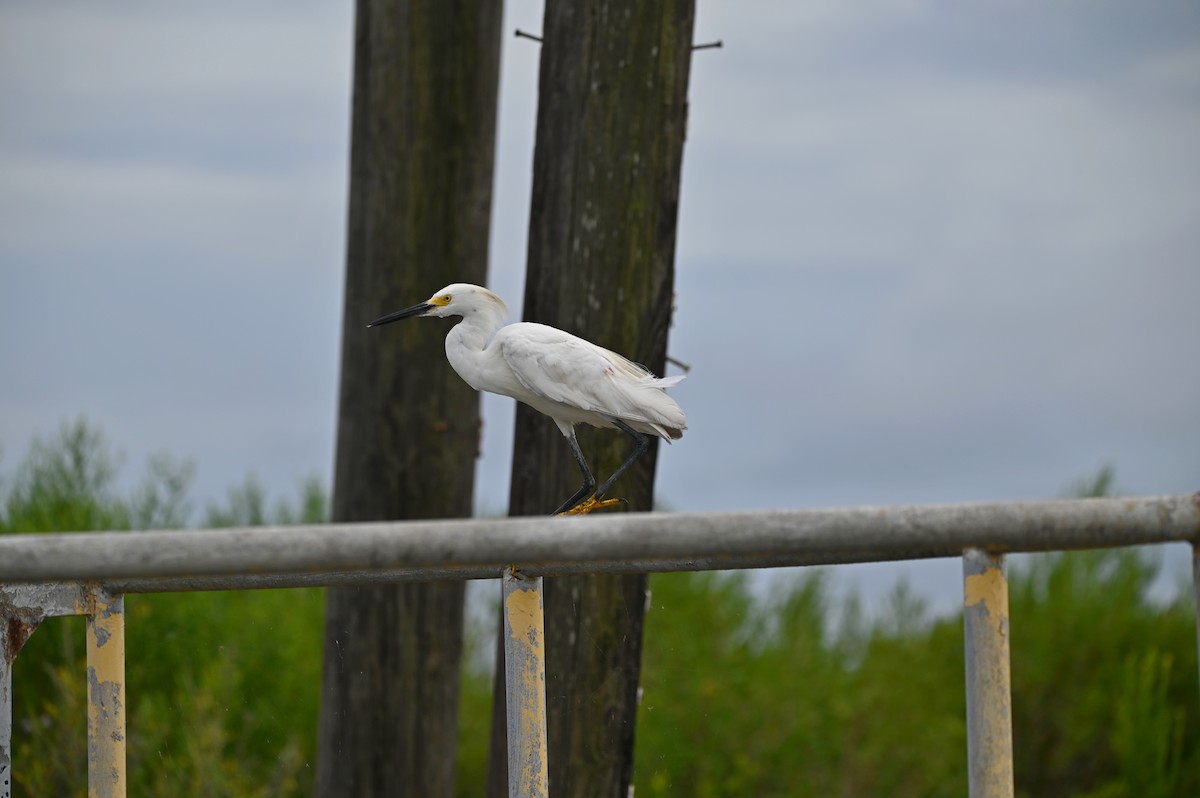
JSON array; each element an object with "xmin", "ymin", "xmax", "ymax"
[{"xmin": 441, "ymin": 294, "xmax": 452, "ymax": 303}]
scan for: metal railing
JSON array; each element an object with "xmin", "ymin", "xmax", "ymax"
[{"xmin": 2, "ymin": 494, "xmax": 1198, "ymax": 798}]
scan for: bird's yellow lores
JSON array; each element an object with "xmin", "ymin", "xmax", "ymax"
[{"xmin": 368, "ymin": 283, "xmax": 687, "ymax": 515}]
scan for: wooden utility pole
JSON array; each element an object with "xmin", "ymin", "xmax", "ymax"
[
  {"xmin": 487, "ymin": 1, "xmax": 695, "ymax": 795},
  {"xmin": 318, "ymin": 2, "xmax": 502, "ymax": 796}
]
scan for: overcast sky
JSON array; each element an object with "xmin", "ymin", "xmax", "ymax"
[{"xmin": 3, "ymin": 1, "xmax": 1197, "ymax": 610}]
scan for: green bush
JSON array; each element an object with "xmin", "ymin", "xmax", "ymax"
[{"xmin": 632, "ymin": 549, "xmax": 1196, "ymax": 798}]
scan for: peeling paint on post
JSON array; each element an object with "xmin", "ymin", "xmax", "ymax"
[
  {"xmin": 502, "ymin": 570, "xmax": 548, "ymax": 798},
  {"xmin": 963, "ymin": 548, "xmax": 1014, "ymax": 798},
  {"xmin": 85, "ymin": 589, "xmax": 126, "ymax": 798}
]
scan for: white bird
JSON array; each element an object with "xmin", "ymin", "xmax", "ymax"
[{"xmin": 368, "ymin": 283, "xmax": 687, "ymax": 515}]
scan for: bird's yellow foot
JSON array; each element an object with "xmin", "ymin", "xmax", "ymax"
[{"xmin": 558, "ymin": 495, "xmax": 625, "ymax": 515}]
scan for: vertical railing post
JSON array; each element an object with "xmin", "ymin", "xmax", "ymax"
[
  {"xmin": 1193, "ymin": 545, "xmax": 1200, "ymax": 704},
  {"xmin": 963, "ymin": 548, "xmax": 1015, "ymax": 798},
  {"xmin": 502, "ymin": 569, "xmax": 549, "ymax": 798},
  {"xmin": 1, "ymin": 625, "xmax": 13, "ymax": 798},
  {"xmin": 1, "ymin": 596, "xmax": 43, "ymax": 798},
  {"xmin": 85, "ymin": 588, "xmax": 126, "ymax": 798},
  {"xmin": 1, "ymin": 583, "xmax": 85, "ymax": 798}
]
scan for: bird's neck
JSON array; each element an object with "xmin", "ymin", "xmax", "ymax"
[
  {"xmin": 449, "ymin": 304, "xmax": 506, "ymax": 350},
  {"xmin": 444, "ymin": 305, "xmax": 506, "ymax": 384}
]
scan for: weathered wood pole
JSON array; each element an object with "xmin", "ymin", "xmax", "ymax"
[
  {"xmin": 317, "ymin": 1, "xmax": 502, "ymax": 796},
  {"xmin": 488, "ymin": 1, "xmax": 695, "ymax": 795}
]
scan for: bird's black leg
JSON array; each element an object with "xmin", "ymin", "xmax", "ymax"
[
  {"xmin": 594, "ymin": 419, "xmax": 650, "ymax": 501},
  {"xmin": 553, "ymin": 428, "xmax": 596, "ymax": 515}
]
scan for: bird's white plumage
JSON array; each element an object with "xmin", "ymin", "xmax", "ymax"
[
  {"xmin": 407, "ymin": 283, "xmax": 686, "ymax": 442},
  {"xmin": 498, "ymin": 324, "xmax": 685, "ymax": 440}
]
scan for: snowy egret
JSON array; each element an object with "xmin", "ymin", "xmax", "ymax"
[{"xmin": 368, "ymin": 283, "xmax": 686, "ymax": 515}]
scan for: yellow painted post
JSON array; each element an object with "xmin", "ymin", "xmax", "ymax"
[
  {"xmin": 85, "ymin": 588, "xmax": 126, "ymax": 798},
  {"xmin": 502, "ymin": 569, "xmax": 549, "ymax": 798},
  {"xmin": 963, "ymin": 548, "xmax": 1014, "ymax": 798}
]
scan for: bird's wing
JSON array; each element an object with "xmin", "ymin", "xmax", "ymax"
[
  {"xmin": 498, "ymin": 325, "xmax": 619, "ymax": 409},
  {"xmin": 496, "ymin": 324, "xmax": 686, "ymax": 436}
]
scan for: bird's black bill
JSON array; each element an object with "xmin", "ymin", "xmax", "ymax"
[{"xmin": 367, "ymin": 303, "xmax": 434, "ymax": 327}]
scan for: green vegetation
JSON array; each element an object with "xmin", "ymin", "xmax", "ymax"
[
  {"xmin": 2, "ymin": 421, "xmax": 1197, "ymax": 796},
  {"xmin": 635, "ymin": 554, "xmax": 1197, "ymax": 797},
  {"xmin": 2, "ymin": 421, "xmax": 326, "ymax": 796}
]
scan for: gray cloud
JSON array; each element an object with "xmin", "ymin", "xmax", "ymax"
[{"xmin": 2, "ymin": 2, "xmax": 1196, "ymax": 616}]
